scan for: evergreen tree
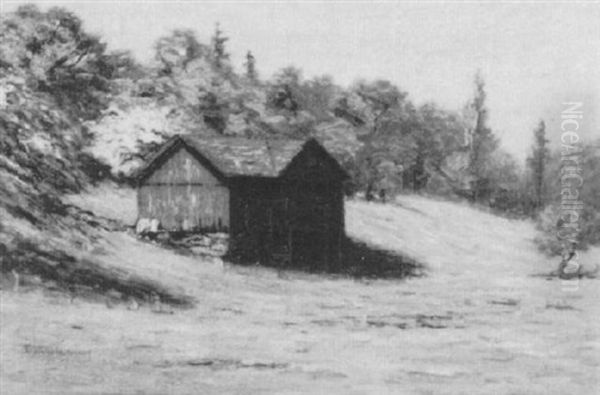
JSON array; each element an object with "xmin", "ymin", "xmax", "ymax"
[
  {"xmin": 211, "ymin": 23, "xmax": 229, "ymax": 69},
  {"xmin": 244, "ymin": 51, "xmax": 257, "ymax": 81},
  {"xmin": 527, "ymin": 120, "xmax": 549, "ymax": 211},
  {"xmin": 467, "ymin": 72, "xmax": 499, "ymax": 201}
]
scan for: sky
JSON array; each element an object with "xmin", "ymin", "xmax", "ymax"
[{"xmin": 2, "ymin": 0, "xmax": 599, "ymax": 160}]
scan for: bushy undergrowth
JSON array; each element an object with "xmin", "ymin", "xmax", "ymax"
[{"xmin": 533, "ymin": 142, "xmax": 600, "ymax": 255}]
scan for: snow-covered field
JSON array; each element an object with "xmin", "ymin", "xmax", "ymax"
[{"xmin": 1, "ymin": 191, "xmax": 599, "ymax": 394}]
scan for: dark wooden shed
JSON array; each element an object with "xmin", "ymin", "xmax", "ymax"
[{"xmin": 137, "ymin": 135, "xmax": 349, "ymax": 270}]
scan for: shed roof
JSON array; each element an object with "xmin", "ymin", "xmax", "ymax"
[
  {"xmin": 138, "ymin": 134, "xmax": 348, "ymax": 181},
  {"xmin": 182, "ymin": 135, "xmax": 305, "ymax": 177}
]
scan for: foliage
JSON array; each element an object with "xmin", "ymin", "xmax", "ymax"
[
  {"xmin": 211, "ymin": 23, "xmax": 230, "ymax": 70},
  {"xmin": 343, "ymin": 81, "xmax": 468, "ymax": 198},
  {"xmin": 408, "ymin": 104, "xmax": 465, "ymax": 191},
  {"xmin": 534, "ymin": 140, "xmax": 600, "ymax": 254},
  {"xmin": 465, "ymin": 72, "xmax": 500, "ymax": 201},
  {"xmin": 266, "ymin": 66, "xmax": 303, "ymax": 115},
  {"xmin": 341, "ymin": 80, "xmax": 409, "ymax": 198},
  {"xmin": 154, "ymin": 29, "xmax": 208, "ymax": 74},
  {"xmin": 0, "ymin": 5, "xmax": 120, "ymax": 120}
]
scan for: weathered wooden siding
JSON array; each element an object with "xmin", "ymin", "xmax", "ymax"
[
  {"xmin": 138, "ymin": 148, "xmax": 229, "ymax": 231},
  {"xmin": 145, "ymin": 148, "xmax": 220, "ymax": 185},
  {"xmin": 138, "ymin": 185, "xmax": 229, "ymax": 231}
]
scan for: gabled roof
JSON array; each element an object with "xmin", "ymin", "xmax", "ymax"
[
  {"xmin": 182, "ymin": 135, "xmax": 305, "ymax": 177},
  {"xmin": 137, "ymin": 134, "xmax": 348, "ymax": 181}
]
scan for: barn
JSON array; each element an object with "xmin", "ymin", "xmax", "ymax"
[{"xmin": 136, "ymin": 135, "xmax": 349, "ymax": 270}]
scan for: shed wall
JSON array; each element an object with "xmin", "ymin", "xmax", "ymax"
[
  {"xmin": 139, "ymin": 148, "xmax": 229, "ymax": 231},
  {"xmin": 228, "ymin": 144, "xmax": 345, "ymax": 270}
]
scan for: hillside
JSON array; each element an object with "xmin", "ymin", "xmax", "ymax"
[{"xmin": 2, "ymin": 190, "xmax": 598, "ymax": 394}]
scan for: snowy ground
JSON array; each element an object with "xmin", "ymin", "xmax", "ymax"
[{"xmin": 1, "ymin": 190, "xmax": 599, "ymax": 394}]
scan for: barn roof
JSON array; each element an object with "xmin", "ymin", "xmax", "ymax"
[{"xmin": 138, "ymin": 134, "xmax": 347, "ymax": 181}]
